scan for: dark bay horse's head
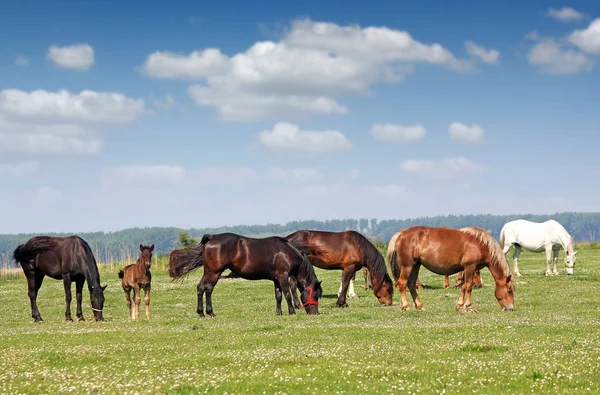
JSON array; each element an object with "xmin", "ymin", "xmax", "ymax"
[
  {"xmin": 494, "ymin": 274, "xmax": 515, "ymax": 311},
  {"xmin": 300, "ymin": 280, "xmax": 322, "ymax": 315},
  {"xmin": 139, "ymin": 244, "xmax": 155, "ymax": 269},
  {"xmin": 374, "ymin": 273, "xmax": 394, "ymax": 306},
  {"xmin": 91, "ymin": 284, "xmax": 107, "ymax": 321}
]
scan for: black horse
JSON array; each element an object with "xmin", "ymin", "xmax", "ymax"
[
  {"xmin": 168, "ymin": 233, "xmax": 323, "ymax": 316},
  {"xmin": 13, "ymin": 235, "xmax": 107, "ymax": 322}
]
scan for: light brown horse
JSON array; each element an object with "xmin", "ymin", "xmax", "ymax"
[
  {"xmin": 118, "ymin": 244, "xmax": 154, "ymax": 320},
  {"xmin": 389, "ymin": 226, "xmax": 514, "ymax": 312},
  {"xmin": 387, "ymin": 231, "xmax": 483, "ymax": 290},
  {"xmin": 286, "ymin": 230, "xmax": 394, "ymax": 307}
]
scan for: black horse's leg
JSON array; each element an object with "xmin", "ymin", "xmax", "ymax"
[
  {"xmin": 337, "ymin": 267, "xmax": 356, "ymax": 308},
  {"xmin": 75, "ymin": 277, "xmax": 85, "ymax": 321},
  {"xmin": 278, "ymin": 274, "xmax": 295, "ymax": 315},
  {"xmin": 273, "ymin": 280, "xmax": 283, "ymax": 315},
  {"xmin": 288, "ymin": 276, "xmax": 301, "ymax": 309},
  {"xmin": 204, "ymin": 272, "xmax": 221, "ymax": 318},
  {"xmin": 27, "ymin": 270, "xmax": 45, "ymax": 322},
  {"xmin": 63, "ymin": 273, "xmax": 73, "ymax": 322},
  {"xmin": 196, "ymin": 279, "xmax": 205, "ymax": 318}
]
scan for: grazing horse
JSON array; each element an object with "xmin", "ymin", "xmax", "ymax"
[
  {"xmin": 286, "ymin": 230, "xmax": 394, "ymax": 307},
  {"xmin": 119, "ymin": 244, "xmax": 154, "ymax": 320},
  {"xmin": 387, "ymin": 231, "xmax": 483, "ymax": 290},
  {"xmin": 12, "ymin": 235, "xmax": 106, "ymax": 322},
  {"xmin": 390, "ymin": 226, "xmax": 514, "ymax": 312},
  {"xmin": 168, "ymin": 233, "xmax": 322, "ymax": 316},
  {"xmin": 500, "ymin": 219, "xmax": 578, "ymax": 276}
]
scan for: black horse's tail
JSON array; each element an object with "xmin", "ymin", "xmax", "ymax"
[
  {"xmin": 169, "ymin": 234, "xmax": 211, "ymax": 279},
  {"xmin": 118, "ymin": 270, "xmax": 124, "ymax": 279},
  {"xmin": 12, "ymin": 236, "xmax": 58, "ymax": 264}
]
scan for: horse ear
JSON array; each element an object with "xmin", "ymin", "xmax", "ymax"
[
  {"xmin": 574, "ymin": 251, "xmax": 578, "ymax": 255},
  {"xmin": 150, "ymin": 244, "xmax": 155, "ymax": 252},
  {"xmin": 140, "ymin": 244, "xmax": 144, "ymax": 252},
  {"xmin": 506, "ymin": 274, "xmax": 513, "ymax": 284}
]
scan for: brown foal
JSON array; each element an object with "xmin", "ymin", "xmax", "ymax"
[{"xmin": 118, "ymin": 244, "xmax": 154, "ymax": 320}]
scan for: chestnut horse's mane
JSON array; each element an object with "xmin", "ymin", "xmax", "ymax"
[{"xmin": 459, "ymin": 226, "xmax": 510, "ymax": 277}]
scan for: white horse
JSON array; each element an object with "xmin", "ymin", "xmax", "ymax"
[{"xmin": 499, "ymin": 219, "xmax": 578, "ymax": 276}]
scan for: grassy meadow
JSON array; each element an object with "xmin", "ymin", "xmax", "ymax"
[{"xmin": 0, "ymin": 245, "xmax": 599, "ymax": 394}]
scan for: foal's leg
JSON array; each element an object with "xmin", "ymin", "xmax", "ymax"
[
  {"xmin": 204, "ymin": 272, "xmax": 221, "ymax": 318},
  {"xmin": 512, "ymin": 245, "xmax": 522, "ymax": 276},
  {"xmin": 273, "ymin": 280, "xmax": 284, "ymax": 315},
  {"xmin": 337, "ymin": 267, "xmax": 356, "ymax": 307},
  {"xmin": 288, "ymin": 276, "xmax": 301, "ymax": 309},
  {"xmin": 144, "ymin": 283, "xmax": 151, "ymax": 319},
  {"xmin": 123, "ymin": 286, "xmax": 133, "ymax": 320},
  {"xmin": 133, "ymin": 285, "xmax": 141, "ymax": 320},
  {"xmin": 407, "ymin": 265, "xmax": 423, "ymax": 310},
  {"xmin": 63, "ymin": 273, "xmax": 73, "ymax": 322},
  {"xmin": 552, "ymin": 249, "xmax": 559, "ymax": 275},
  {"xmin": 26, "ymin": 271, "xmax": 45, "ymax": 322},
  {"xmin": 75, "ymin": 277, "xmax": 85, "ymax": 321}
]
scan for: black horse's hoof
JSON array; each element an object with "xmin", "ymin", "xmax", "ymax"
[
  {"xmin": 66, "ymin": 318, "xmax": 74, "ymax": 322},
  {"xmin": 198, "ymin": 313, "xmax": 205, "ymax": 318},
  {"xmin": 78, "ymin": 316, "xmax": 85, "ymax": 322},
  {"xmin": 337, "ymin": 303, "xmax": 349, "ymax": 308}
]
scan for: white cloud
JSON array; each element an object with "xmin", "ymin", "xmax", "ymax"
[
  {"xmin": 465, "ymin": 41, "xmax": 500, "ymax": 65},
  {"xmin": 153, "ymin": 94, "xmax": 177, "ymax": 110},
  {"xmin": 0, "ymin": 89, "xmax": 146, "ymax": 124},
  {"xmin": 266, "ymin": 167, "xmax": 324, "ymax": 183},
  {"xmin": 528, "ymin": 39, "xmax": 594, "ymax": 74},
  {"xmin": 101, "ymin": 165, "xmax": 186, "ymax": 187},
  {"xmin": 15, "ymin": 55, "xmax": 29, "ymax": 67},
  {"xmin": 0, "ymin": 161, "xmax": 39, "ymax": 178},
  {"xmin": 569, "ymin": 18, "xmax": 600, "ymax": 54},
  {"xmin": 370, "ymin": 123, "xmax": 426, "ymax": 143},
  {"xmin": 47, "ymin": 43, "xmax": 95, "ymax": 70},
  {"xmin": 547, "ymin": 7, "xmax": 585, "ymax": 23},
  {"xmin": 258, "ymin": 122, "xmax": 352, "ymax": 153},
  {"xmin": 449, "ymin": 122, "xmax": 485, "ymax": 143},
  {"xmin": 140, "ymin": 18, "xmax": 472, "ymax": 121},
  {"xmin": 28, "ymin": 186, "xmax": 64, "ymax": 203},
  {"xmin": 400, "ymin": 157, "xmax": 488, "ymax": 179}
]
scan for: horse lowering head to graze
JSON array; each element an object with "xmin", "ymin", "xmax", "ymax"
[
  {"xmin": 168, "ymin": 233, "xmax": 322, "ymax": 317},
  {"xmin": 119, "ymin": 244, "xmax": 154, "ymax": 320},
  {"xmin": 13, "ymin": 235, "xmax": 107, "ymax": 322},
  {"xmin": 389, "ymin": 226, "xmax": 514, "ymax": 312}
]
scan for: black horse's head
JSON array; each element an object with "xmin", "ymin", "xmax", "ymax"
[
  {"xmin": 91, "ymin": 284, "xmax": 107, "ymax": 321},
  {"xmin": 300, "ymin": 280, "xmax": 322, "ymax": 315}
]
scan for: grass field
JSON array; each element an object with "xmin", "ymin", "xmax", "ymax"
[{"xmin": 0, "ymin": 246, "xmax": 599, "ymax": 394}]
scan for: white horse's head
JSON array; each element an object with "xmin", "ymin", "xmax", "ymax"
[{"xmin": 565, "ymin": 250, "xmax": 578, "ymax": 275}]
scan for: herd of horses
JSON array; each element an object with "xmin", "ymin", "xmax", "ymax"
[{"xmin": 10, "ymin": 218, "xmax": 578, "ymax": 322}]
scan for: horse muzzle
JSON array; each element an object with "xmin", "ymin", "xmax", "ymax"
[{"xmin": 502, "ymin": 304, "xmax": 514, "ymax": 312}]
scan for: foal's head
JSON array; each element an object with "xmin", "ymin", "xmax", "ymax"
[{"xmin": 139, "ymin": 244, "xmax": 154, "ymax": 269}]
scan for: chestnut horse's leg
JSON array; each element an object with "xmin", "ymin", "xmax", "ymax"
[
  {"xmin": 26, "ymin": 270, "xmax": 45, "ymax": 322},
  {"xmin": 336, "ymin": 267, "xmax": 356, "ymax": 307},
  {"xmin": 407, "ymin": 265, "xmax": 423, "ymax": 310},
  {"xmin": 443, "ymin": 275, "xmax": 450, "ymax": 289},
  {"xmin": 204, "ymin": 272, "xmax": 221, "ymax": 318},
  {"xmin": 461, "ymin": 266, "xmax": 477, "ymax": 312},
  {"xmin": 75, "ymin": 277, "xmax": 85, "ymax": 321},
  {"xmin": 63, "ymin": 273, "xmax": 73, "ymax": 322},
  {"xmin": 395, "ymin": 255, "xmax": 413, "ymax": 311},
  {"xmin": 288, "ymin": 276, "xmax": 301, "ymax": 309},
  {"xmin": 144, "ymin": 283, "xmax": 151, "ymax": 319},
  {"xmin": 273, "ymin": 280, "xmax": 283, "ymax": 315}
]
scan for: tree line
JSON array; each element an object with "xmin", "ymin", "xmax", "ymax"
[{"xmin": 1, "ymin": 212, "xmax": 598, "ymax": 267}]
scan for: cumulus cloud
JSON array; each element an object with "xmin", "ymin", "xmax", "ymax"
[
  {"xmin": 400, "ymin": 157, "xmax": 488, "ymax": 179},
  {"xmin": 0, "ymin": 161, "xmax": 39, "ymax": 178},
  {"xmin": 101, "ymin": 165, "xmax": 186, "ymax": 187},
  {"xmin": 547, "ymin": 7, "xmax": 585, "ymax": 23},
  {"xmin": 370, "ymin": 123, "xmax": 426, "ymax": 143},
  {"xmin": 449, "ymin": 122, "xmax": 485, "ymax": 143},
  {"xmin": 527, "ymin": 39, "xmax": 594, "ymax": 74},
  {"xmin": 464, "ymin": 41, "xmax": 500, "ymax": 65},
  {"xmin": 258, "ymin": 122, "xmax": 352, "ymax": 153},
  {"xmin": 569, "ymin": 18, "xmax": 600, "ymax": 54},
  {"xmin": 139, "ymin": 18, "xmax": 472, "ymax": 121},
  {"xmin": 15, "ymin": 55, "xmax": 29, "ymax": 67},
  {"xmin": 47, "ymin": 43, "xmax": 95, "ymax": 70}
]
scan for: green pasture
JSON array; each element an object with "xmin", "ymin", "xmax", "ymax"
[{"xmin": 0, "ymin": 245, "xmax": 599, "ymax": 394}]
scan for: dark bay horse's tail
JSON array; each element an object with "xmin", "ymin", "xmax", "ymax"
[
  {"xmin": 118, "ymin": 270, "xmax": 124, "ymax": 279},
  {"xmin": 12, "ymin": 236, "xmax": 59, "ymax": 265},
  {"xmin": 168, "ymin": 234, "xmax": 211, "ymax": 279}
]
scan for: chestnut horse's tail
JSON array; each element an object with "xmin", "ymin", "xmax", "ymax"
[
  {"xmin": 168, "ymin": 234, "xmax": 211, "ymax": 279},
  {"xmin": 499, "ymin": 225, "xmax": 506, "ymax": 250},
  {"xmin": 386, "ymin": 231, "xmax": 402, "ymax": 281}
]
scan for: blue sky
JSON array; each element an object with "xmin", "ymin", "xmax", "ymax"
[{"xmin": 1, "ymin": 0, "xmax": 599, "ymax": 233}]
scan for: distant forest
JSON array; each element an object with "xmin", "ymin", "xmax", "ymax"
[{"xmin": 1, "ymin": 212, "xmax": 599, "ymax": 267}]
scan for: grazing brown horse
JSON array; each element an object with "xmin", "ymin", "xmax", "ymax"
[
  {"xmin": 13, "ymin": 235, "xmax": 106, "ymax": 322},
  {"xmin": 389, "ymin": 226, "xmax": 514, "ymax": 312},
  {"xmin": 168, "ymin": 233, "xmax": 322, "ymax": 316},
  {"xmin": 119, "ymin": 244, "xmax": 154, "ymax": 320},
  {"xmin": 387, "ymin": 231, "xmax": 483, "ymax": 290},
  {"xmin": 286, "ymin": 230, "xmax": 394, "ymax": 307}
]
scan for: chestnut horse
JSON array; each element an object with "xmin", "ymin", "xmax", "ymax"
[
  {"xmin": 13, "ymin": 235, "xmax": 106, "ymax": 322},
  {"xmin": 119, "ymin": 244, "xmax": 154, "ymax": 320},
  {"xmin": 389, "ymin": 226, "xmax": 514, "ymax": 312},
  {"xmin": 286, "ymin": 230, "xmax": 394, "ymax": 307},
  {"xmin": 168, "ymin": 233, "xmax": 322, "ymax": 316},
  {"xmin": 387, "ymin": 231, "xmax": 483, "ymax": 290}
]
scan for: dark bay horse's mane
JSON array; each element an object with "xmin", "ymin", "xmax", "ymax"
[
  {"xmin": 347, "ymin": 231, "xmax": 389, "ymax": 283},
  {"xmin": 459, "ymin": 227, "xmax": 511, "ymax": 278},
  {"xmin": 282, "ymin": 237, "xmax": 319, "ymax": 286}
]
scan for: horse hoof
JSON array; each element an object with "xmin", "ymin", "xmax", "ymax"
[
  {"xmin": 198, "ymin": 313, "xmax": 205, "ymax": 318},
  {"xmin": 78, "ymin": 316, "xmax": 85, "ymax": 322},
  {"xmin": 337, "ymin": 303, "xmax": 349, "ymax": 308},
  {"xmin": 465, "ymin": 306, "xmax": 477, "ymax": 313},
  {"xmin": 66, "ymin": 318, "xmax": 73, "ymax": 322},
  {"xmin": 401, "ymin": 305, "xmax": 410, "ymax": 311},
  {"xmin": 208, "ymin": 312, "xmax": 216, "ymax": 318}
]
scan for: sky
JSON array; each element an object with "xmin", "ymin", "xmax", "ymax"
[{"xmin": 1, "ymin": 0, "xmax": 599, "ymax": 234}]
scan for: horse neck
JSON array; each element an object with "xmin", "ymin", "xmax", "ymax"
[
  {"xmin": 135, "ymin": 257, "xmax": 149, "ymax": 273},
  {"xmin": 557, "ymin": 231, "xmax": 574, "ymax": 253},
  {"xmin": 486, "ymin": 252, "xmax": 511, "ymax": 282},
  {"xmin": 83, "ymin": 260, "xmax": 101, "ymax": 288}
]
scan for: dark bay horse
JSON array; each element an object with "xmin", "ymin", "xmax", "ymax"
[
  {"xmin": 119, "ymin": 244, "xmax": 154, "ymax": 320},
  {"xmin": 13, "ymin": 235, "xmax": 106, "ymax": 322},
  {"xmin": 387, "ymin": 230, "xmax": 483, "ymax": 290},
  {"xmin": 286, "ymin": 230, "xmax": 394, "ymax": 307},
  {"xmin": 168, "ymin": 233, "xmax": 322, "ymax": 316},
  {"xmin": 389, "ymin": 226, "xmax": 514, "ymax": 312}
]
